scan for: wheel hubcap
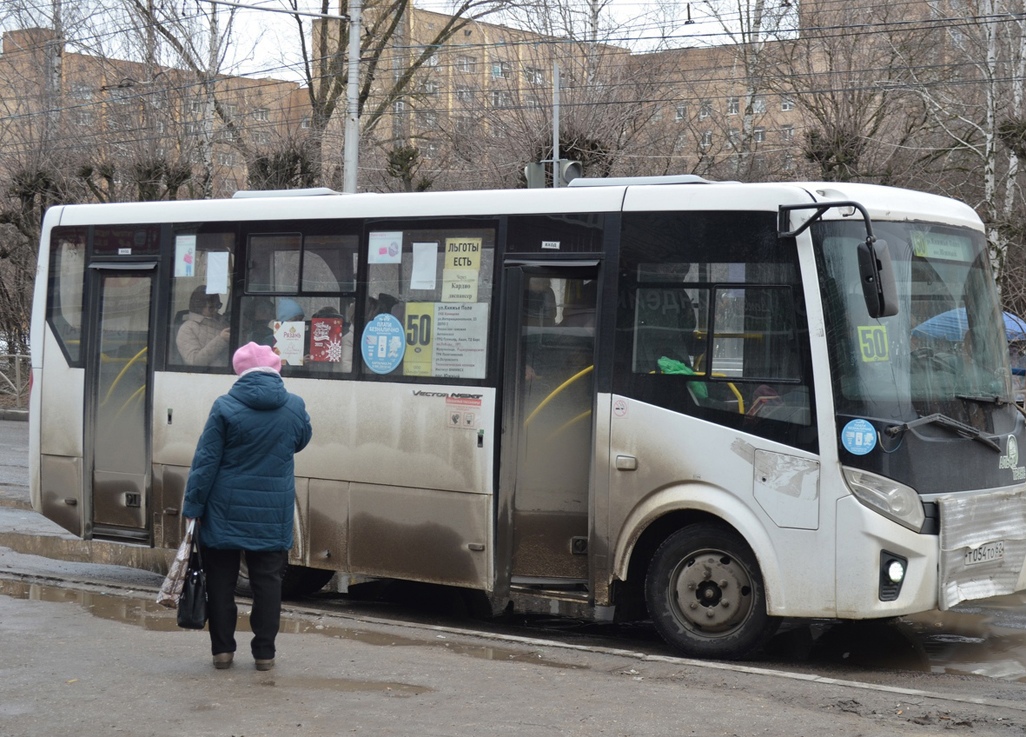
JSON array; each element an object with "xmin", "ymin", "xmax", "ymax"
[{"xmin": 673, "ymin": 551, "xmax": 754, "ymax": 633}]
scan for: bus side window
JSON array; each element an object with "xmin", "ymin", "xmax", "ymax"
[
  {"xmin": 48, "ymin": 228, "xmax": 87, "ymax": 365},
  {"xmin": 364, "ymin": 225, "xmax": 495, "ymax": 381},
  {"xmin": 167, "ymin": 231, "xmax": 235, "ymax": 371},
  {"xmin": 242, "ymin": 232, "xmax": 357, "ymax": 375}
]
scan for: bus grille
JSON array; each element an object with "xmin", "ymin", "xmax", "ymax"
[{"xmin": 937, "ymin": 488, "xmax": 1026, "ymax": 610}]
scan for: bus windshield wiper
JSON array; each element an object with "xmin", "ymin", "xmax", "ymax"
[
  {"xmin": 884, "ymin": 413, "xmax": 1002, "ymax": 452},
  {"xmin": 956, "ymin": 393, "xmax": 1008, "ymax": 407}
]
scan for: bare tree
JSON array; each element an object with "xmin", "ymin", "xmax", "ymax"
[{"xmin": 899, "ymin": 0, "xmax": 1026, "ymax": 313}]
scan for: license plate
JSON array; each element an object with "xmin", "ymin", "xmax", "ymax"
[{"xmin": 964, "ymin": 541, "xmax": 1005, "ymax": 566}]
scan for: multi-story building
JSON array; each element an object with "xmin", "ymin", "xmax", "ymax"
[{"xmin": 0, "ymin": 27, "xmax": 310, "ymax": 200}]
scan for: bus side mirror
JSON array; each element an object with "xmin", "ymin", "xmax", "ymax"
[{"xmin": 857, "ymin": 238, "xmax": 899, "ymax": 318}]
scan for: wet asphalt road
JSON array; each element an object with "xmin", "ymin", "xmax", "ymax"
[{"xmin": 4, "ymin": 418, "xmax": 1026, "ymax": 735}]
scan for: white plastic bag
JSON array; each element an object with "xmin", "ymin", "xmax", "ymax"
[{"xmin": 156, "ymin": 519, "xmax": 195, "ymax": 609}]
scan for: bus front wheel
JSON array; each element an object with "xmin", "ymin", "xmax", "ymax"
[{"xmin": 644, "ymin": 523, "xmax": 778, "ymax": 660}]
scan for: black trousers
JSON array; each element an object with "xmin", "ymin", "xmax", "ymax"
[{"xmin": 201, "ymin": 547, "xmax": 287, "ymax": 660}]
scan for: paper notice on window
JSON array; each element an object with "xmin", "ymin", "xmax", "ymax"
[
  {"xmin": 442, "ymin": 269, "xmax": 478, "ymax": 302},
  {"xmin": 206, "ymin": 251, "xmax": 229, "ymax": 294},
  {"xmin": 273, "ymin": 320, "xmax": 306, "ymax": 365},
  {"xmin": 411, "ymin": 242, "xmax": 438, "ymax": 290},
  {"xmin": 432, "ymin": 302, "xmax": 488, "ymax": 379},
  {"xmin": 309, "ymin": 317, "xmax": 344, "ymax": 362},
  {"xmin": 441, "ymin": 237, "xmax": 481, "ymax": 302},
  {"xmin": 174, "ymin": 235, "xmax": 196, "ymax": 277},
  {"xmin": 368, "ymin": 231, "xmax": 403, "ymax": 264}
]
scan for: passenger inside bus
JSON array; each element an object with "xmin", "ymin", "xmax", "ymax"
[
  {"xmin": 276, "ymin": 298, "xmax": 305, "ymax": 323},
  {"xmin": 176, "ymin": 286, "xmax": 230, "ymax": 367},
  {"xmin": 525, "ymin": 278, "xmax": 556, "ymax": 327},
  {"xmin": 242, "ymin": 298, "xmax": 275, "ymax": 347}
]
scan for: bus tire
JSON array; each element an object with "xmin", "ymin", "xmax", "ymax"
[
  {"xmin": 644, "ymin": 523, "xmax": 778, "ymax": 660},
  {"xmin": 235, "ymin": 558, "xmax": 334, "ymax": 600}
]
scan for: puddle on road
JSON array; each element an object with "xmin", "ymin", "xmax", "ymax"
[
  {"xmin": 0, "ymin": 579, "xmax": 582, "ymax": 671},
  {"xmin": 5, "ymin": 577, "xmax": 1026, "ymax": 681},
  {"xmin": 758, "ymin": 592, "xmax": 1026, "ymax": 681}
]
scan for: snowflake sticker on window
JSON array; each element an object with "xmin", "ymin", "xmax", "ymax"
[{"xmin": 310, "ymin": 317, "xmax": 344, "ymax": 362}]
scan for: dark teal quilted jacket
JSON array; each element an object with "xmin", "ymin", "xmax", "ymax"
[{"xmin": 183, "ymin": 370, "xmax": 312, "ymax": 550}]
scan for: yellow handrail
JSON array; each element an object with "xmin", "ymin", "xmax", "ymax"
[
  {"xmin": 525, "ymin": 365, "xmax": 594, "ymax": 426},
  {"xmin": 101, "ymin": 346, "xmax": 147, "ymax": 405}
]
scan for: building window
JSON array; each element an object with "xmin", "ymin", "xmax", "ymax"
[
  {"xmin": 300, "ymin": 117, "xmax": 311, "ymax": 129},
  {"xmin": 728, "ymin": 128, "xmax": 739, "ymax": 145},
  {"xmin": 699, "ymin": 101, "xmax": 711, "ymax": 119},
  {"xmin": 418, "ymin": 110, "xmax": 438, "ymax": 128},
  {"xmin": 71, "ymin": 83, "xmax": 94, "ymax": 101},
  {"xmin": 700, "ymin": 131, "xmax": 712, "ymax": 148},
  {"xmin": 727, "ymin": 97, "xmax": 739, "ymax": 115},
  {"xmin": 753, "ymin": 127, "xmax": 765, "ymax": 143},
  {"xmin": 394, "ymin": 99, "xmax": 406, "ymax": 115},
  {"xmin": 491, "ymin": 61, "xmax": 511, "ymax": 79},
  {"xmin": 526, "ymin": 95, "xmax": 542, "ymax": 110},
  {"xmin": 781, "ymin": 125, "xmax": 795, "ymax": 141},
  {"xmin": 218, "ymin": 151, "xmax": 234, "ymax": 166},
  {"xmin": 457, "ymin": 55, "xmax": 476, "ymax": 73},
  {"xmin": 524, "ymin": 67, "xmax": 545, "ymax": 84},
  {"xmin": 492, "ymin": 90, "xmax": 511, "ymax": 108},
  {"xmin": 253, "ymin": 108, "xmax": 269, "ymax": 121},
  {"xmin": 753, "ymin": 96, "xmax": 767, "ymax": 114},
  {"xmin": 456, "ymin": 86, "xmax": 474, "ymax": 104},
  {"xmin": 73, "ymin": 109, "xmax": 96, "ymax": 126},
  {"xmin": 781, "ymin": 96, "xmax": 795, "ymax": 112},
  {"xmin": 421, "ymin": 80, "xmax": 439, "ymax": 96},
  {"xmin": 675, "ymin": 104, "xmax": 687, "ymax": 121}
]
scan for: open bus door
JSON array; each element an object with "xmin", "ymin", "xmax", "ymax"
[
  {"xmin": 84, "ymin": 265, "xmax": 155, "ymax": 542},
  {"xmin": 499, "ymin": 263, "xmax": 599, "ymax": 593}
]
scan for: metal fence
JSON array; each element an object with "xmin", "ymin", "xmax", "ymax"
[{"xmin": 0, "ymin": 354, "xmax": 30, "ymax": 410}]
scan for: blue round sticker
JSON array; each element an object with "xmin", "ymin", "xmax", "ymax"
[
  {"xmin": 361, "ymin": 314, "xmax": 406, "ymax": 374},
  {"xmin": 841, "ymin": 419, "xmax": 877, "ymax": 456}
]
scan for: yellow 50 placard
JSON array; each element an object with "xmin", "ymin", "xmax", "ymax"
[{"xmin": 858, "ymin": 325, "xmax": 889, "ymax": 362}]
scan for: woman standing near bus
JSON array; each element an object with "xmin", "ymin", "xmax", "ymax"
[{"xmin": 183, "ymin": 342, "xmax": 313, "ymax": 671}]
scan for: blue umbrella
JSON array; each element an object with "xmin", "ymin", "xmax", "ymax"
[{"xmin": 912, "ymin": 307, "xmax": 1026, "ymax": 342}]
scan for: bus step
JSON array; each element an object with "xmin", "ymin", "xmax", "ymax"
[
  {"xmin": 90, "ymin": 526, "xmax": 152, "ymax": 545},
  {"xmin": 510, "ymin": 579, "xmax": 590, "ymax": 603}
]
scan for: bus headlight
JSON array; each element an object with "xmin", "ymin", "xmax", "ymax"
[{"xmin": 843, "ymin": 467, "xmax": 925, "ymax": 532}]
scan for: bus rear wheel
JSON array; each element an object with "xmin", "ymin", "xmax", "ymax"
[
  {"xmin": 644, "ymin": 523, "xmax": 778, "ymax": 660},
  {"xmin": 236, "ymin": 558, "xmax": 334, "ymax": 600}
]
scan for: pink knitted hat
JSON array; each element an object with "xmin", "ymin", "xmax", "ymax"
[{"xmin": 232, "ymin": 342, "xmax": 282, "ymax": 376}]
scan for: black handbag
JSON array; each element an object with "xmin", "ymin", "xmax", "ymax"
[{"xmin": 177, "ymin": 530, "xmax": 208, "ymax": 630}]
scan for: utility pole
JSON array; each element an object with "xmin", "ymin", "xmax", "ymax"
[
  {"xmin": 552, "ymin": 62, "xmax": 560, "ymax": 188},
  {"xmin": 342, "ymin": 0, "xmax": 362, "ymax": 193}
]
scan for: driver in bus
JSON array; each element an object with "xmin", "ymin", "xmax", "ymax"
[{"xmin": 177, "ymin": 285, "xmax": 230, "ymax": 367}]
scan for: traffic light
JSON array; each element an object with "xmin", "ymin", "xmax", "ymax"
[
  {"xmin": 524, "ymin": 162, "xmax": 546, "ymax": 189},
  {"xmin": 558, "ymin": 159, "xmax": 582, "ymax": 186}
]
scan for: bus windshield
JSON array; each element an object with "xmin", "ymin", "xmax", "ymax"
[{"xmin": 816, "ymin": 220, "xmax": 1014, "ymax": 439}]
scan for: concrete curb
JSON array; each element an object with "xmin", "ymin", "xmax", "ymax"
[
  {"xmin": 0, "ymin": 410, "xmax": 27, "ymax": 421},
  {"xmin": 0, "ymin": 506, "xmax": 174, "ymax": 574}
]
